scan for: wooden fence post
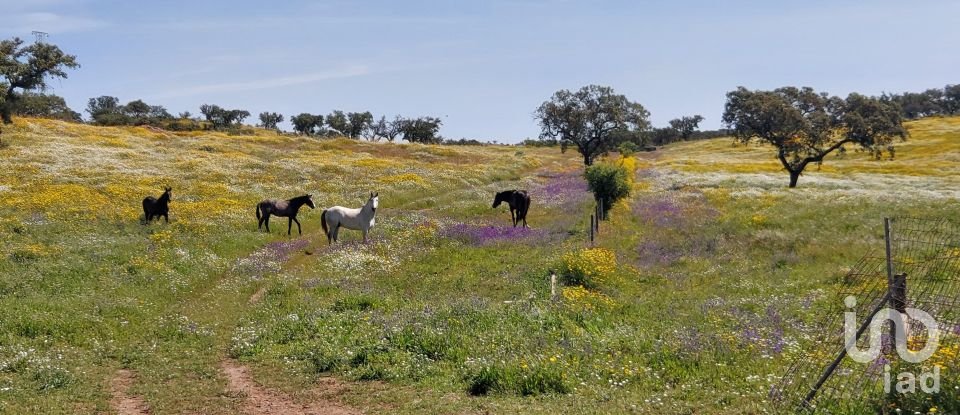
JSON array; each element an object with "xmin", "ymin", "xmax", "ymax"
[
  {"xmin": 884, "ymin": 218, "xmax": 898, "ymax": 351},
  {"xmin": 590, "ymin": 214, "xmax": 595, "ymax": 244},
  {"xmin": 550, "ymin": 272, "xmax": 558, "ymax": 302}
]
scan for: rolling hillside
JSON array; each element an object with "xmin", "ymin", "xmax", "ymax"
[{"xmin": 0, "ymin": 116, "xmax": 958, "ymax": 414}]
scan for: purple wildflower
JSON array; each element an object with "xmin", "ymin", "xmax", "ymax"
[
  {"xmin": 263, "ymin": 238, "xmax": 310, "ymax": 260},
  {"xmin": 233, "ymin": 238, "xmax": 310, "ymax": 278},
  {"xmin": 527, "ymin": 171, "xmax": 591, "ymax": 211},
  {"xmin": 441, "ymin": 223, "xmax": 547, "ymax": 245}
]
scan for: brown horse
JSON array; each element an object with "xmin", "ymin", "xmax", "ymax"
[
  {"xmin": 256, "ymin": 194, "xmax": 316, "ymax": 235},
  {"xmin": 492, "ymin": 190, "xmax": 530, "ymax": 228},
  {"xmin": 143, "ymin": 186, "xmax": 172, "ymax": 224}
]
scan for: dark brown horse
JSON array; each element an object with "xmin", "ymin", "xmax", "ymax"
[
  {"xmin": 492, "ymin": 190, "xmax": 530, "ymax": 228},
  {"xmin": 256, "ymin": 194, "xmax": 316, "ymax": 235},
  {"xmin": 143, "ymin": 186, "xmax": 172, "ymax": 224}
]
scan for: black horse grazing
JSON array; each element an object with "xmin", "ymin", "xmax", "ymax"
[
  {"xmin": 492, "ymin": 190, "xmax": 531, "ymax": 228},
  {"xmin": 143, "ymin": 186, "xmax": 172, "ymax": 224},
  {"xmin": 256, "ymin": 194, "xmax": 316, "ymax": 235}
]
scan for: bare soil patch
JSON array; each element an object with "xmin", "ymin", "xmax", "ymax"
[
  {"xmin": 221, "ymin": 360, "xmax": 361, "ymax": 415},
  {"xmin": 110, "ymin": 369, "xmax": 151, "ymax": 415}
]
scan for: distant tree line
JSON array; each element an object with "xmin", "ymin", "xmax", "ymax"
[
  {"xmin": 288, "ymin": 111, "xmax": 443, "ymax": 143},
  {"xmin": 645, "ymin": 115, "xmax": 730, "ymax": 146},
  {"xmin": 86, "ymin": 96, "xmax": 173, "ymax": 126},
  {"xmin": 9, "ymin": 91, "xmax": 449, "ymax": 143},
  {"xmin": 883, "ymin": 84, "xmax": 960, "ymax": 119}
]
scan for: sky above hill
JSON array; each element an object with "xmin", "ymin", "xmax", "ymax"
[{"xmin": 5, "ymin": 0, "xmax": 959, "ymax": 141}]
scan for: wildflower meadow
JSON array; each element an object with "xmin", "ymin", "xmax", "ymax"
[{"xmin": 1, "ymin": 116, "xmax": 959, "ymax": 413}]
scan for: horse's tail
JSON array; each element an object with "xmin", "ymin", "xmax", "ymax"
[
  {"xmin": 320, "ymin": 209, "xmax": 329, "ymax": 235},
  {"xmin": 255, "ymin": 203, "xmax": 261, "ymax": 221}
]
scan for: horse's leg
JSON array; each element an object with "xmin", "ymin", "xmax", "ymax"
[
  {"xmin": 265, "ymin": 215, "xmax": 270, "ymax": 233},
  {"xmin": 294, "ymin": 217, "xmax": 302, "ymax": 235},
  {"xmin": 288, "ymin": 217, "xmax": 293, "ymax": 236},
  {"xmin": 164, "ymin": 213, "xmax": 169, "ymax": 223},
  {"xmin": 362, "ymin": 226, "xmax": 368, "ymax": 243},
  {"xmin": 511, "ymin": 207, "xmax": 517, "ymax": 227}
]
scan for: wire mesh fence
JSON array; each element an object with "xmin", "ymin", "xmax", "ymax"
[{"xmin": 773, "ymin": 217, "xmax": 960, "ymax": 413}]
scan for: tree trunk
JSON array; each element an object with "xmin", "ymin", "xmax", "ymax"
[
  {"xmin": 1, "ymin": 86, "xmax": 15, "ymax": 124},
  {"xmin": 0, "ymin": 104, "xmax": 12, "ymax": 124},
  {"xmin": 583, "ymin": 153, "xmax": 593, "ymax": 166},
  {"xmin": 788, "ymin": 170, "xmax": 801, "ymax": 188}
]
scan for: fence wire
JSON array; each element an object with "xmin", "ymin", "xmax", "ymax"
[{"xmin": 773, "ymin": 217, "xmax": 960, "ymax": 413}]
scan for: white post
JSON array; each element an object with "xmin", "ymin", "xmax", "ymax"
[{"xmin": 550, "ymin": 273, "xmax": 557, "ymax": 301}]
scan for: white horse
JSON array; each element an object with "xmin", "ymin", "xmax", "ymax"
[{"xmin": 321, "ymin": 192, "xmax": 379, "ymax": 243}]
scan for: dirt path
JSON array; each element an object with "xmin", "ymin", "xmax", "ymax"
[
  {"xmin": 221, "ymin": 360, "xmax": 361, "ymax": 415},
  {"xmin": 110, "ymin": 369, "xmax": 150, "ymax": 415}
]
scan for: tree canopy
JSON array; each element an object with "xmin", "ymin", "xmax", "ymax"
[
  {"xmin": 12, "ymin": 92, "xmax": 81, "ymax": 122},
  {"xmin": 398, "ymin": 116, "xmax": 443, "ymax": 144},
  {"xmin": 258, "ymin": 112, "xmax": 284, "ymax": 130},
  {"xmin": 364, "ymin": 115, "xmax": 394, "ymax": 141},
  {"xmin": 86, "ymin": 96, "xmax": 172, "ymax": 126},
  {"xmin": 1, "ymin": 37, "xmax": 79, "ymax": 123},
  {"xmin": 535, "ymin": 85, "xmax": 650, "ymax": 166},
  {"xmin": 722, "ymin": 86, "xmax": 907, "ymax": 188},
  {"xmin": 346, "ymin": 111, "xmax": 374, "ymax": 139},
  {"xmin": 199, "ymin": 104, "xmax": 250, "ymax": 130},
  {"xmin": 668, "ymin": 115, "xmax": 704, "ymax": 140},
  {"xmin": 883, "ymin": 84, "xmax": 960, "ymax": 119},
  {"xmin": 325, "ymin": 110, "xmax": 348, "ymax": 136},
  {"xmin": 290, "ymin": 113, "xmax": 323, "ymax": 136}
]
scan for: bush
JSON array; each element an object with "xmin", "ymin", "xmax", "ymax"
[
  {"xmin": 559, "ymin": 247, "xmax": 617, "ymax": 288},
  {"xmin": 618, "ymin": 141, "xmax": 639, "ymax": 156},
  {"xmin": 465, "ymin": 363, "xmax": 569, "ymax": 396},
  {"xmin": 161, "ymin": 118, "xmax": 205, "ymax": 131},
  {"xmin": 466, "ymin": 365, "xmax": 504, "ymax": 395},
  {"xmin": 584, "ymin": 161, "xmax": 631, "ymax": 217}
]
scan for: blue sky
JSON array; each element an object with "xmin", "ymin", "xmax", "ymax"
[{"xmin": 5, "ymin": 0, "xmax": 959, "ymax": 141}]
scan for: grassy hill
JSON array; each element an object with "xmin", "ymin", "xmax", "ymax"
[{"xmin": 0, "ymin": 116, "xmax": 958, "ymax": 414}]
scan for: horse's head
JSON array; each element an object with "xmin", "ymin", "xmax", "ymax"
[
  {"xmin": 305, "ymin": 194, "xmax": 316, "ymax": 209},
  {"xmin": 369, "ymin": 191, "xmax": 379, "ymax": 213},
  {"xmin": 492, "ymin": 190, "xmax": 510, "ymax": 208},
  {"xmin": 163, "ymin": 186, "xmax": 172, "ymax": 200}
]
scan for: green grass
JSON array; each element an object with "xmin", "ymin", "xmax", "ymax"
[{"xmin": 1, "ymin": 116, "xmax": 959, "ymax": 413}]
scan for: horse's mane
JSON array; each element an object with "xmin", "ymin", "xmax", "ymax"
[{"xmin": 289, "ymin": 194, "xmax": 311, "ymax": 203}]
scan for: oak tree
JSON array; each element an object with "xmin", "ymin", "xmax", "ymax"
[
  {"xmin": 722, "ymin": 86, "xmax": 907, "ymax": 188},
  {"xmin": 0, "ymin": 37, "xmax": 79, "ymax": 124},
  {"xmin": 535, "ymin": 85, "xmax": 650, "ymax": 166}
]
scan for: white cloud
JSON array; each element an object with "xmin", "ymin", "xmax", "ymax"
[{"xmin": 150, "ymin": 65, "xmax": 373, "ymax": 99}]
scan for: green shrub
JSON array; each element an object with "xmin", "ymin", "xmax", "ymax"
[
  {"xmin": 618, "ymin": 141, "xmax": 639, "ymax": 156},
  {"xmin": 584, "ymin": 161, "xmax": 631, "ymax": 217},
  {"xmin": 331, "ymin": 294, "xmax": 376, "ymax": 312},
  {"xmin": 465, "ymin": 363, "xmax": 569, "ymax": 396},
  {"xmin": 466, "ymin": 365, "xmax": 505, "ymax": 395}
]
